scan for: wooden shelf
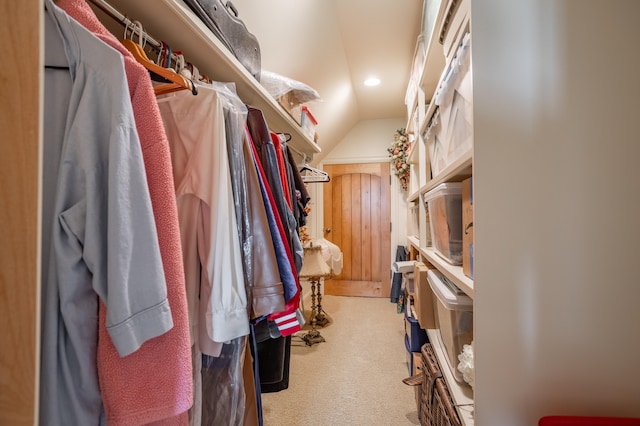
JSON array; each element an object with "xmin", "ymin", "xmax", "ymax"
[
  {"xmin": 418, "ymin": 150, "xmax": 472, "ymax": 196},
  {"xmin": 420, "ymin": 246, "xmax": 473, "ymax": 299},
  {"xmin": 408, "ymin": 186, "xmax": 421, "ymax": 202},
  {"xmin": 101, "ymin": 0, "xmax": 321, "ymax": 159},
  {"xmin": 407, "ymin": 141, "xmax": 419, "ymax": 165},
  {"xmin": 426, "ymin": 329, "xmax": 474, "ymax": 426},
  {"xmin": 419, "ymin": 0, "xmax": 448, "ymax": 100},
  {"xmin": 405, "ymin": 97, "xmax": 419, "ymax": 135},
  {"xmin": 407, "ymin": 235, "xmax": 420, "ymax": 251}
]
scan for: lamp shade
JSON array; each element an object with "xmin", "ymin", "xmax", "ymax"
[{"xmin": 299, "ymin": 244, "xmax": 331, "ymax": 279}]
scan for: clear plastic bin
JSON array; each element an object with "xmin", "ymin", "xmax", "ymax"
[
  {"xmin": 422, "ymin": 183, "xmax": 463, "ymax": 265},
  {"xmin": 427, "ymin": 268, "xmax": 473, "ymax": 384},
  {"xmin": 301, "ymin": 106, "xmax": 318, "ymax": 142}
]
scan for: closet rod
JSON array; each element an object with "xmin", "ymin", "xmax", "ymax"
[
  {"xmin": 88, "ymin": 0, "xmax": 162, "ymax": 50},
  {"xmin": 287, "ymin": 143, "xmax": 310, "ymax": 165}
]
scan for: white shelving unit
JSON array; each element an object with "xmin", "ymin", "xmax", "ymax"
[
  {"xmin": 405, "ymin": 0, "xmax": 474, "ymax": 424},
  {"xmin": 96, "ymin": 0, "xmax": 321, "ymax": 159}
]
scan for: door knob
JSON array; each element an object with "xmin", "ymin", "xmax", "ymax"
[{"xmin": 325, "ymin": 228, "xmax": 331, "ymax": 234}]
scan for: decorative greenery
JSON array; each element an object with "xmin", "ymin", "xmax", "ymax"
[{"xmin": 387, "ymin": 128, "xmax": 410, "ymax": 191}]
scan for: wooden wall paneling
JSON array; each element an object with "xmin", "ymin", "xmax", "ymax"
[{"xmin": 0, "ymin": 2, "xmax": 42, "ymax": 425}]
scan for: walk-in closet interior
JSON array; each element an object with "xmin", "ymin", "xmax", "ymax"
[{"xmin": 2, "ymin": 1, "xmax": 640, "ymax": 425}]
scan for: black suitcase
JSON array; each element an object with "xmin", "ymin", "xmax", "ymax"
[{"xmin": 183, "ymin": 0, "xmax": 261, "ymax": 81}]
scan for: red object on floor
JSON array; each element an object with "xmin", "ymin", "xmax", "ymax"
[{"xmin": 539, "ymin": 416, "xmax": 640, "ymax": 426}]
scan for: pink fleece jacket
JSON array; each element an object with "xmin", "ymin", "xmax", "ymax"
[{"xmin": 57, "ymin": 1, "xmax": 193, "ymax": 424}]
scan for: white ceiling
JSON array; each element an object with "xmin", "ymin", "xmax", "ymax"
[{"xmin": 231, "ymin": 0, "xmax": 424, "ymax": 160}]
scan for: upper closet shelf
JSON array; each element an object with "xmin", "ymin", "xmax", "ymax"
[
  {"xmin": 418, "ymin": 0, "xmax": 448, "ymax": 101},
  {"xmin": 100, "ymin": 0, "xmax": 321, "ymax": 158}
]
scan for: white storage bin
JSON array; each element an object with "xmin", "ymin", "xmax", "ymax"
[
  {"xmin": 425, "ymin": 32, "xmax": 472, "ymax": 177},
  {"xmin": 440, "ymin": 0, "xmax": 470, "ymax": 61},
  {"xmin": 427, "ymin": 268, "xmax": 473, "ymax": 384},
  {"xmin": 405, "ymin": 35, "xmax": 426, "ymax": 117}
]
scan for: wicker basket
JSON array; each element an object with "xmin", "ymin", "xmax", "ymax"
[{"xmin": 420, "ymin": 344, "xmax": 462, "ymax": 426}]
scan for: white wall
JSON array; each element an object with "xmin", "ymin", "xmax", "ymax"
[
  {"xmin": 305, "ymin": 118, "xmax": 409, "ymax": 266},
  {"xmin": 473, "ymin": 1, "xmax": 640, "ymax": 424}
]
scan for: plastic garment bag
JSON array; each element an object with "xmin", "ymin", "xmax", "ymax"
[
  {"xmin": 201, "ymin": 336, "xmax": 247, "ymax": 426},
  {"xmin": 199, "ymin": 82, "xmax": 249, "ymax": 425}
]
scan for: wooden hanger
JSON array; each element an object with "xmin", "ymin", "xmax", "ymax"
[{"xmin": 121, "ymin": 22, "xmax": 197, "ymax": 96}]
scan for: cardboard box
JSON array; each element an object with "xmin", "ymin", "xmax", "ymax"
[
  {"xmin": 413, "ymin": 262, "xmax": 436, "ymax": 329},
  {"xmin": 462, "ymin": 177, "xmax": 474, "ymax": 279},
  {"xmin": 276, "ymin": 91, "xmax": 302, "ymax": 125}
]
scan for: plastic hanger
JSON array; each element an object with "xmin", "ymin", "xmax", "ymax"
[
  {"xmin": 300, "ymin": 164, "xmax": 330, "ymax": 183},
  {"xmin": 122, "ymin": 21, "xmax": 197, "ymax": 96}
]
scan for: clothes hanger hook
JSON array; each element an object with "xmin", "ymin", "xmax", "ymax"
[{"xmin": 131, "ymin": 20, "xmax": 146, "ymax": 49}]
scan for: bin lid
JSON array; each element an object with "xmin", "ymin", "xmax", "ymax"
[
  {"xmin": 427, "ymin": 269, "xmax": 473, "ymax": 310},
  {"xmin": 422, "ymin": 182, "xmax": 462, "ymax": 203}
]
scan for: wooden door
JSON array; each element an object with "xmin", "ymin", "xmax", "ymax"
[{"xmin": 322, "ymin": 163, "xmax": 391, "ymax": 297}]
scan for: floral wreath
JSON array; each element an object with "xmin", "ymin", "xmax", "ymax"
[{"xmin": 388, "ymin": 128, "xmax": 410, "ymax": 191}]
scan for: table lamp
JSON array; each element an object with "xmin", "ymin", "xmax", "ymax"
[{"xmin": 298, "ymin": 242, "xmax": 331, "ymax": 345}]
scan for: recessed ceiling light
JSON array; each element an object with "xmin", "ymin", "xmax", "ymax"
[{"xmin": 364, "ymin": 77, "xmax": 381, "ymax": 87}]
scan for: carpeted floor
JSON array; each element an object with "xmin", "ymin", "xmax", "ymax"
[{"xmin": 261, "ymin": 295, "xmax": 420, "ymax": 426}]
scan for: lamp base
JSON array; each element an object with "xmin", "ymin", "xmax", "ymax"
[
  {"xmin": 312, "ymin": 312, "xmax": 330, "ymax": 328},
  {"xmin": 302, "ymin": 329, "xmax": 325, "ymax": 346}
]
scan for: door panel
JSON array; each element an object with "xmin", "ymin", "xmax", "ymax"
[{"xmin": 323, "ymin": 163, "xmax": 390, "ymax": 297}]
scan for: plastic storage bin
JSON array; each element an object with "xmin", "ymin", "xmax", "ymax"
[
  {"xmin": 422, "ymin": 182, "xmax": 463, "ymax": 265},
  {"xmin": 300, "ymin": 105, "xmax": 318, "ymax": 142},
  {"xmin": 424, "ymin": 32, "xmax": 472, "ymax": 177},
  {"xmin": 276, "ymin": 92, "xmax": 302, "ymax": 124},
  {"xmin": 427, "ymin": 268, "xmax": 473, "ymax": 384}
]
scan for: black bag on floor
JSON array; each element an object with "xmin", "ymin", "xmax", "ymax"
[{"xmin": 183, "ymin": 0, "xmax": 261, "ymax": 81}]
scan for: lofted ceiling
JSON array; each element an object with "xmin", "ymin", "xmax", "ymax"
[{"xmin": 231, "ymin": 0, "xmax": 424, "ymax": 161}]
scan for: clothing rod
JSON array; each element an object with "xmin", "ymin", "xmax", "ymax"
[
  {"xmin": 88, "ymin": 0, "xmax": 162, "ymax": 49},
  {"xmin": 286, "ymin": 143, "xmax": 309, "ymax": 165}
]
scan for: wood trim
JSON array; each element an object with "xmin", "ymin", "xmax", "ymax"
[{"xmin": 0, "ymin": 3, "xmax": 41, "ymax": 425}]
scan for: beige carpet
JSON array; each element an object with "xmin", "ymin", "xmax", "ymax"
[{"xmin": 261, "ymin": 295, "xmax": 420, "ymax": 426}]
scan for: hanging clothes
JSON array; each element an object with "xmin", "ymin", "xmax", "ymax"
[
  {"xmin": 42, "ymin": 2, "xmax": 172, "ymax": 425},
  {"xmin": 246, "ymin": 107, "xmax": 304, "ymax": 274},
  {"xmin": 157, "ymin": 85, "xmax": 249, "ymax": 353},
  {"xmin": 197, "ymin": 82, "xmax": 285, "ymax": 426},
  {"xmin": 157, "ymin": 85, "xmax": 252, "ymax": 424},
  {"xmin": 55, "ymin": 1, "xmax": 193, "ymax": 424},
  {"xmin": 218, "ymin": 84, "xmax": 286, "ymax": 321},
  {"xmin": 271, "ymin": 132, "xmax": 293, "ymax": 211}
]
